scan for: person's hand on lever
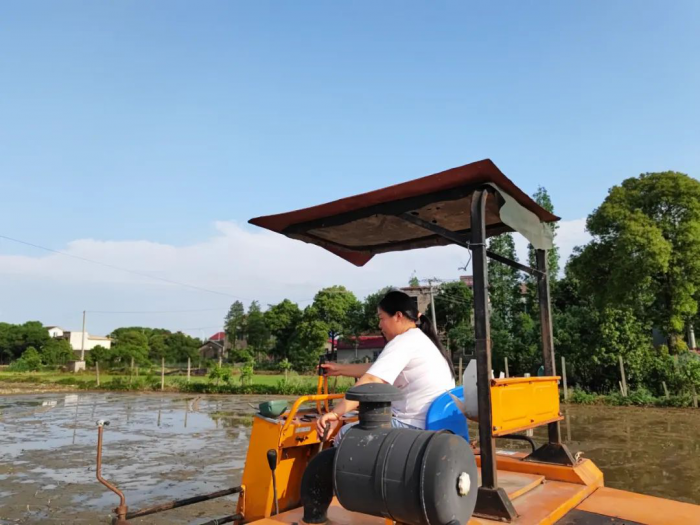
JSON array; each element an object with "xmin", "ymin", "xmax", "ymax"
[
  {"xmin": 316, "ymin": 410, "xmax": 340, "ymax": 436},
  {"xmin": 319, "ymin": 362, "xmax": 344, "ymax": 376}
]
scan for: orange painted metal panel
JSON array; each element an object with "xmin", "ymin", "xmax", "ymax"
[
  {"xmin": 475, "ymin": 455, "xmax": 604, "ymax": 487},
  {"xmin": 490, "ymin": 377, "xmax": 562, "ymax": 436},
  {"xmin": 577, "ymin": 487, "xmax": 700, "ymax": 525}
]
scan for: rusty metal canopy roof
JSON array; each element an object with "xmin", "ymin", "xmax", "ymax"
[{"xmin": 249, "ymin": 159, "xmax": 559, "ymax": 267}]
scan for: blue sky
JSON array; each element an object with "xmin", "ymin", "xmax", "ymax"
[{"xmin": 1, "ymin": 2, "xmax": 699, "ymax": 335}]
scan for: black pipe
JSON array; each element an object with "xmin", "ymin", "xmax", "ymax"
[
  {"xmin": 498, "ymin": 434, "xmax": 536, "ymax": 454},
  {"xmin": 301, "ymin": 448, "xmax": 336, "ymax": 524},
  {"xmin": 124, "ymin": 486, "xmax": 242, "ymax": 519},
  {"xmin": 198, "ymin": 513, "xmax": 243, "ymax": 525}
]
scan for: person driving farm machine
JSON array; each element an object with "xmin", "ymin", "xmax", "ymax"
[{"xmin": 316, "ymin": 290, "xmax": 455, "ymax": 439}]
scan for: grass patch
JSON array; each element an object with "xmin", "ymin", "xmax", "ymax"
[{"xmin": 0, "ymin": 370, "xmax": 354, "ymax": 395}]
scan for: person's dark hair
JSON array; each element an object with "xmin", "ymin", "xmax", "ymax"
[{"xmin": 378, "ymin": 290, "xmax": 454, "ymax": 378}]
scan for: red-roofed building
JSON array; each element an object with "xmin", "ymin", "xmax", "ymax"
[
  {"xmin": 333, "ymin": 335, "xmax": 386, "ymax": 363},
  {"xmin": 209, "ymin": 332, "xmax": 226, "ymax": 342},
  {"xmin": 199, "ymin": 331, "xmax": 233, "ymax": 360}
]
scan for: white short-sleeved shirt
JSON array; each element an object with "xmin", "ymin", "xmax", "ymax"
[{"xmin": 366, "ymin": 328, "xmax": 455, "ymax": 428}]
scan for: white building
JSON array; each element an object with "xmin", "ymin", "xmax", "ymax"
[
  {"xmin": 46, "ymin": 326, "xmax": 65, "ymax": 338},
  {"xmin": 46, "ymin": 327, "xmax": 112, "ymax": 353}
]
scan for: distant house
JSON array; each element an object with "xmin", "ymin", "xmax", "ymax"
[
  {"xmin": 46, "ymin": 327, "xmax": 112, "ymax": 356},
  {"xmin": 335, "ymin": 335, "xmax": 386, "ymax": 363},
  {"xmin": 46, "ymin": 326, "xmax": 65, "ymax": 338},
  {"xmin": 199, "ymin": 331, "xmax": 230, "ymax": 360},
  {"xmin": 63, "ymin": 332, "xmax": 112, "ymax": 352}
]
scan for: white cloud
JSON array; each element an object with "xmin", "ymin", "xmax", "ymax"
[{"xmin": 0, "ymin": 219, "xmax": 591, "ymax": 336}]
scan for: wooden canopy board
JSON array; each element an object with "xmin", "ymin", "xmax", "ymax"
[{"xmin": 249, "ymin": 159, "xmax": 559, "ymax": 266}]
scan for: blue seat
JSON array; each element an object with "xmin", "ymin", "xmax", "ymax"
[{"xmin": 425, "ymin": 386, "xmax": 469, "ymax": 442}]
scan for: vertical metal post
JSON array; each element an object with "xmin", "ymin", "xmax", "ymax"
[
  {"xmin": 523, "ymin": 250, "xmax": 574, "ymax": 466},
  {"xmin": 80, "ymin": 310, "xmax": 87, "ymax": 361},
  {"xmin": 187, "ymin": 358, "xmax": 191, "ymax": 383},
  {"xmin": 536, "ymin": 250, "xmax": 556, "ymax": 376},
  {"xmin": 429, "ymin": 281, "xmax": 438, "ymax": 329},
  {"xmin": 561, "ymin": 356, "xmax": 568, "ymax": 401},
  {"xmin": 471, "ymin": 189, "xmax": 516, "ymax": 521},
  {"xmin": 536, "ymin": 249, "xmax": 561, "ymax": 445},
  {"xmin": 504, "ymin": 357, "xmax": 509, "ymax": 378},
  {"xmin": 161, "ymin": 357, "xmax": 165, "ymax": 392},
  {"xmin": 471, "ymin": 190, "xmax": 496, "ymax": 488}
]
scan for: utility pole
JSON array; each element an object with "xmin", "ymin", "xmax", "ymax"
[
  {"xmin": 428, "ymin": 280, "xmax": 438, "ymax": 329},
  {"xmin": 80, "ymin": 310, "xmax": 87, "ymax": 361}
]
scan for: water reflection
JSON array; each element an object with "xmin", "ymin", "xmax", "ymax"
[{"xmin": 519, "ymin": 404, "xmax": 700, "ymax": 505}]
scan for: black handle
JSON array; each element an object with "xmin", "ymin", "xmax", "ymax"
[
  {"xmin": 267, "ymin": 449, "xmax": 278, "ymax": 471},
  {"xmin": 318, "ymin": 354, "xmax": 327, "ymax": 377}
]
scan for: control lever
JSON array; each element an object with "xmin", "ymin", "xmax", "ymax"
[
  {"xmin": 316, "ymin": 354, "xmax": 329, "ymax": 414},
  {"xmin": 317, "ymin": 421, "xmax": 331, "ymax": 454},
  {"xmin": 267, "ymin": 449, "xmax": 280, "ymax": 516}
]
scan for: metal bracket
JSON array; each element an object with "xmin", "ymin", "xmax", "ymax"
[
  {"xmin": 523, "ymin": 442, "xmax": 576, "ymax": 466},
  {"xmin": 474, "ymin": 487, "xmax": 518, "ymax": 522}
]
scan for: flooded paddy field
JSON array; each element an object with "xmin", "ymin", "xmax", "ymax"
[{"xmin": 1, "ymin": 393, "xmax": 699, "ymax": 524}]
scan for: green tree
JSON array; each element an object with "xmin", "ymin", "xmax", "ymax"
[
  {"xmin": 277, "ymin": 358, "xmax": 292, "ymax": 380},
  {"xmin": 360, "ymin": 286, "xmax": 394, "ymax": 332},
  {"xmin": 432, "ymin": 281, "xmax": 473, "ymax": 333},
  {"xmin": 40, "ymin": 338, "xmax": 74, "ymax": 366},
  {"xmin": 87, "ymin": 345, "xmax": 112, "ymax": 367},
  {"xmin": 265, "ymin": 299, "xmax": 302, "ymax": 360},
  {"xmin": 148, "ymin": 333, "xmax": 168, "ymax": 361},
  {"xmin": 111, "ymin": 330, "xmax": 150, "ymax": 368},
  {"xmin": 165, "ymin": 332, "xmax": 201, "ymax": 363},
  {"xmin": 0, "ymin": 323, "xmax": 13, "ymax": 363},
  {"xmin": 239, "ymin": 360, "xmax": 255, "ymax": 385},
  {"xmin": 571, "ymin": 171, "xmax": 700, "ymax": 351},
  {"xmin": 311, "ymin": 286, "xmax": 361, "ymax": 355},
  {"xmin": 224, "ymin": 301, "xmax": 247, "ymax": 346},
  {"xmin": 246, "ymin": 301, "xmax": 271, "ymax": 358},
  {"xmin": 9, "ymin": 346, "xmax": 42, "ymax": 371},
  {"xmin": 288, "ymin": 310, "xmax": 328, "ymax": 372},
  {"xmin": 488, "ymin": 234, "xmax": 523, "ymax": 321},
  {"xmin": 527, "ymin": 186, "xmax": 560, "ymax": 281}
]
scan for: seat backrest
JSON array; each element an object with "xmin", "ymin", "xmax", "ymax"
[{"xmin": 425, "ymin": 386, "xmax": 470, "ymax": 442}]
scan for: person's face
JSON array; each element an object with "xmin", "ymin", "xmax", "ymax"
[{"xmin": 377, "ymin": 307, "xmax": 404, "ymax": 341}]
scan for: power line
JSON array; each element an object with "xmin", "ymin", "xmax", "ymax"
[
  {"xmin": 88, "ymin": 308, "xmax": 228, "ymax": 314},
  {"xmin": 0, "ymin": 234, "xmax": 250, "ymax": 301}
]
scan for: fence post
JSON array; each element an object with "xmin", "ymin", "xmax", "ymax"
[
  {"xmin": 96, "ymin": 361, "xmax": 100, "ymax": 387},
  {"xmin": 129, "ymin": 357, "xmax": 134, "ymax": 386},
  {"xmin": 561, "ymin": 356, "xmax": 568, "ymax": 401},
  {"xmin": 161, "ymin": 357, "xmax": 165, "ymax": 392},
  {"xmin": 458, "ymin": 357, "xmax": 463, "ymax": 385},
  {"xmin": 619, "ymin": 355, "xmax": 628, "ymax": 397},
  {"xmin": 187, "ymin": 357, "xmax": 191, "ymax": 383},
  {"xmin": 504, "ymin": 357, "xmax": 510, "ymax": 378},
  {"xmin": 693, "ymin": 386, "xmax": 698, "ymax": 409},
  {"xmin": 662, "ymin": 381, "xmax": 670, "ymax": 399}
]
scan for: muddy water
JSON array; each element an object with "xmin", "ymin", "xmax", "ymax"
[
  {"xmin": 0, "ymin": 395, "xmax": 698, "ymax": 524},
  {"xmin": 0, "ymin": 393, "xmax": 270, "ymax": 524}
]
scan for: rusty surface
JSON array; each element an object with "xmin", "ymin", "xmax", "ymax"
[
  {"xmin": 95, "ymin": 421, "xmax": 129, "ymax": 525},
  {"xmin": 125, "ymin": 486, "xmax": 243, "ymax": 520}
]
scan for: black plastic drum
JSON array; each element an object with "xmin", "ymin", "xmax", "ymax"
[{"xmin": 333, "ymin": 385, "xmax": 478, "ymax": 525}]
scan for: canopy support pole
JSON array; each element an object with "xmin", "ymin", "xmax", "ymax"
[
  {"xmin": 523, "ymin": 249, "xmax": 576, "ymax": 466},
  {"xmin": 470, "ymin": 188, "xmax": 517, "ymax": 522}
]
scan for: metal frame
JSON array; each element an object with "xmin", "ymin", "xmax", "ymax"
[{"xmin": 398, "ymin": 185, "xmax": 575, "ymax": 521}]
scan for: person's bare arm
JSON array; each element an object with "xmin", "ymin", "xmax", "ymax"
[
  {"xmin": 315, "ymin": 372, "xmax": 386, "ymax": 434},
  {"xmin": 320, "ymin": 362, "xmax": 372, "ymax": 378}
]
